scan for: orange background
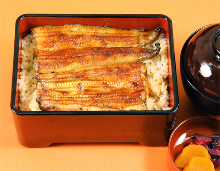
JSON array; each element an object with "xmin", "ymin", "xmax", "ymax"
[{"xmin": 0, "ymin": 0, "xmax": 219, "ymax": 170}]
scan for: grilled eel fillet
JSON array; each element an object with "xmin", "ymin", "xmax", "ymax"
[
  {"xmin": 32, "ymin": 25, "xmax": 161, "ymax": 111},
  {"xmin": 32, "ymin": 25, "xmax": 161, "ymax": 73},
  {"xmin": 32, "ymin": 24, "xmax": 160, "ymax": 50},
  {"xmin": 36, "ymin": 62, "xmax": 150, "ymax": 111}
]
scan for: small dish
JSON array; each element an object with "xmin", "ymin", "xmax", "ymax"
[{"xmin": 167, "ymin": 116, "xmax": 220, "ymax": 171}]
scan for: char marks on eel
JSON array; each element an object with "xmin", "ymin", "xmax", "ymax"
[{"xmin": 32, "ymin": 25, "xmax": 160, "ymax": 111}]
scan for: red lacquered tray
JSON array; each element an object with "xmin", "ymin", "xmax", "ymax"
[{"xmin": 11, "ymin": 14, "xmax": 179, "ymax": 147}]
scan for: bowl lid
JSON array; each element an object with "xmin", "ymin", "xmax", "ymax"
[{"xmin": 182, "ymin": 23, "xmax": 220, "ymax": 101}]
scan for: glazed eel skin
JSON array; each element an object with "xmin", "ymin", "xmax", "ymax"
[
  {"xmin": 36, "ymin": 62, "xmax": 151, "ymax": 111},
  {"xmin": 32, "ymin": 24, "xmax": 161, "ymax": 111}
]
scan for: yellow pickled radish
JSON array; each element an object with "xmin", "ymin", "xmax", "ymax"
[
  {"xmin": 174, "ymin": 145, "xmax": 211, "ymax": 168},
  {"xmin": 183, "ymin": 157, "xmax": 215, "ymax": 171}
]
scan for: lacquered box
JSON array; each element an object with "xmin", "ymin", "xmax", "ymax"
[{"xmin": 11, "ymin": 14, "xmax": 179, "ymax": 147}]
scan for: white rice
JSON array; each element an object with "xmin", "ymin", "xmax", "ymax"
[
  {"xmin": 18, "ymin": 34, "xmax": 40, "ymax": 111},
  {"xmin": 19, "ymin": 32, "xmax": 170, "ymax": 111},
  {"xmin": 143, "ymin": 36, "xmax": 170, "ymax": 110}
]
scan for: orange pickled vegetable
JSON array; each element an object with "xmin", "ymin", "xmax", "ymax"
[
  {"xmin": 183, "ymin": 157, "xmax": 215, "ymax": 171},
  {"xmin": 175, "ymin": 145, "xmax": 211, "ymax": 168}
]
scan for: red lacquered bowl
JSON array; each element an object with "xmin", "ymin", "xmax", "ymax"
[
  {"xmin": 180, "ymin": 23, "xmax": 220, "ymax": 116},
  {"xmin": 168, "ymin": 116, "xmax": 220, "ymax": 171}
]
